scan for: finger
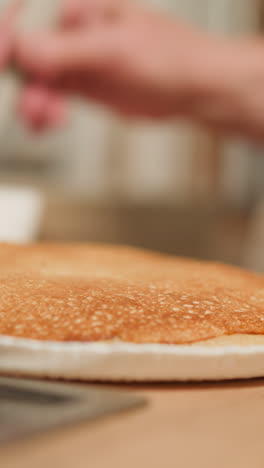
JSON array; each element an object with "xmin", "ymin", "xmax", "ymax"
[
  {"xmin": 74, "ymin": 75, "xmax": 177, "ymax": 119},
  {"xmin": 0, "ymin": 0, "xmax": 23, "ymax": 29},
  {"xmin": 0, "ymin": 0, "xmax": 23, "ymax": 67},
  {"xmin": 19, "ymin": 83, "xmax": 51, "ymax": 126},
  {"xmin": 45, "ymin": 89, "xmax": 67, "ymax": 126},
  {"xmin": 61, "ymin": 0, "xmax": 91, "ymax": 28},
  {"xmin": 61, "ymin": 73, "xmax": 134, "ymax": 116},
  {"xmin": 15, "ymin": 29, "xmax": 120, "ymax": 79},
  {"xmin": 61, "ymin": 0, "xmax": 127, "ymax": 29},
  {"xmin": 19, "ymin": 83, "xmax": 67, "ymax": 130}
]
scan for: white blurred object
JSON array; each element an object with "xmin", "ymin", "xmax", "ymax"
[{"xmin": 0, "ymin": 186, "xmax": 43, "ymax": 243}]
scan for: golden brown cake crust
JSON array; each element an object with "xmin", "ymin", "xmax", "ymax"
[{"xmin": 0, "ymin": 243, "xmax": 263, "ymax": 344}]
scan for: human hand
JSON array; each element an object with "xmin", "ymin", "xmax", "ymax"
[{"xmin": 15, "ymin": 0, "xmax": 216, "ymax": 129}]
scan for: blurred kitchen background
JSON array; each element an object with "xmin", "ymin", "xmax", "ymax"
[{"xmin": 0, "ymin": 0, "xmax": 263, "ymax": 272}]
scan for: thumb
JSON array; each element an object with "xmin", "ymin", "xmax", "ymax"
[{"xmin": 15, "ymin": 29, "xmax": 119, "ymax": 80}]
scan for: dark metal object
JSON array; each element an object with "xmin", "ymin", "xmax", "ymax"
[{"xmin": 0, "ymin": 377, "xmax": 145, "ymax": 447}]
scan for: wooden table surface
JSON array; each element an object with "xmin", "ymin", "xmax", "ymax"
[{"xmin": 1, "ymin": 380, "xmax": 264, "ymax": 468}]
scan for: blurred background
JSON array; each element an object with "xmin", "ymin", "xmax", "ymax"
[{"xmin": 0, "ymin": 0, "xmax": 263, "ymax": 272}]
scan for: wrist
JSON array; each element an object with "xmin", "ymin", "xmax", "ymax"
[{"xmin": 183, "ymin": 37, "xmax": 264, "ymax": 138}]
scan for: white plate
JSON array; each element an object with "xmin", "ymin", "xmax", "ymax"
[{"xmin": 1, "ymin": 335, "xmax": 264, "ymax": 381}]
